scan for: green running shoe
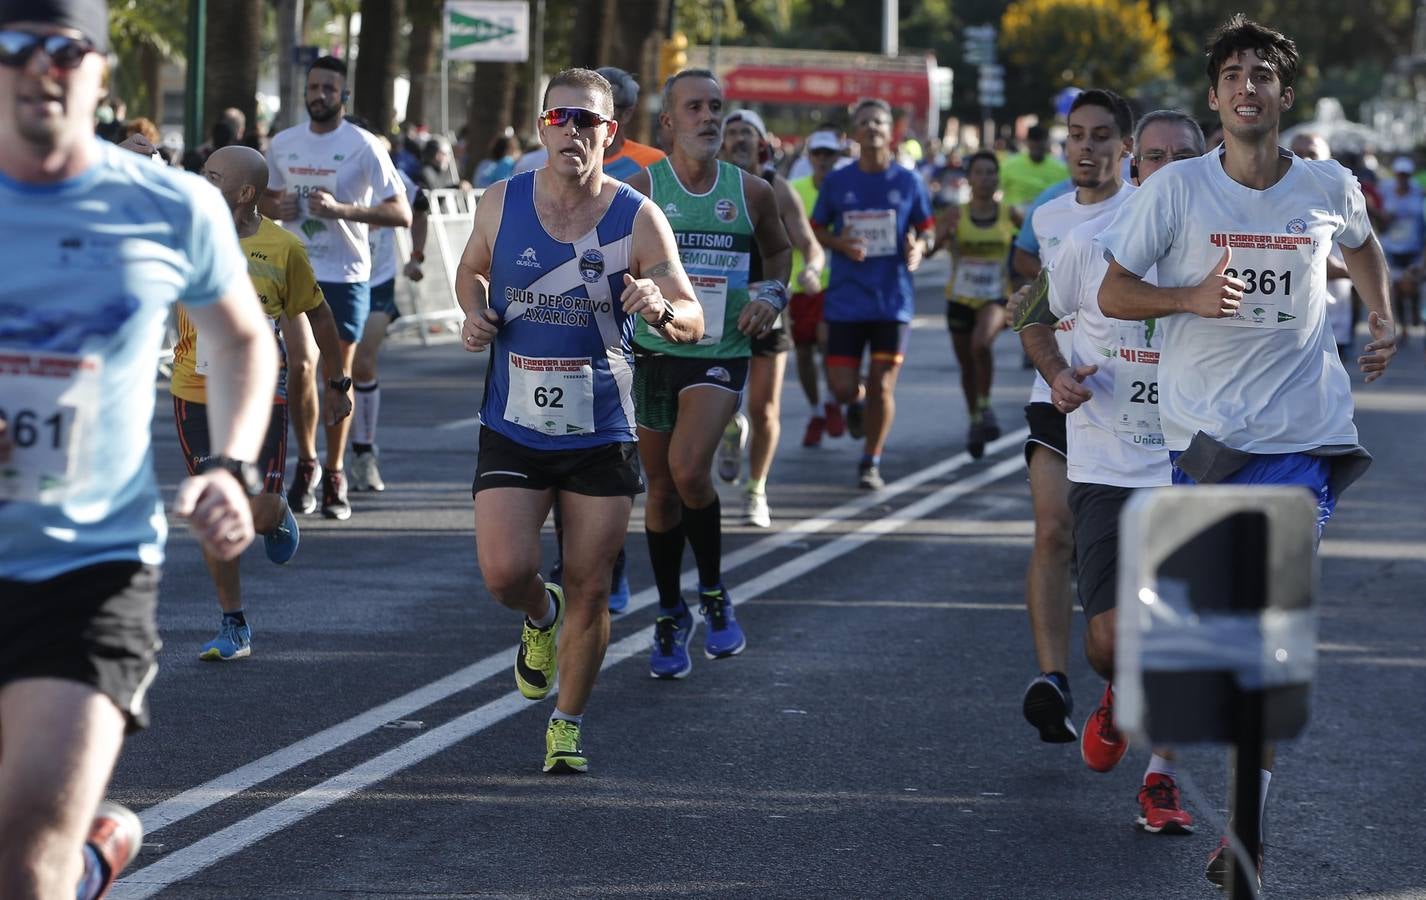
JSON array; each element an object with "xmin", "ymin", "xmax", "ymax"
[
  {"xmin": 515, "ymin": 584, "xmax": 563, "ymax": 700},
  {"xmin": 543, "ymin": 718, "xmax": 588, "ymax": 773}
]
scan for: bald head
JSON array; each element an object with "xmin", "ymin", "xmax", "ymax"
[
  {"xmin": 1290, "ymin": 132, "xmax": 1330, "ymax": 161},
  {"xmin": 202, "ymin": 145, "xmax": 270, "ymax": 212}
]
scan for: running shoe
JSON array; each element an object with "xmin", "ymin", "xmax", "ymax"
[
  {"xmin": 1022, "ymin": 672, "xmax": 1077, "ymax": 743},
  {"xmin": 349, "ymin": 447, "xmax": 386, "ymax": 492},
  {"xmin": 717, "ymin": 412, "xmax": 749, "ymax": 482},
  {"xmin": 515, "ymin": 584, "xmax": 563, "ymax": 700},
  {"xmin": 608, "ymin": 567, "xmax": 630, "ymax": 614},
  {"xmin": 650, "ymin": 604, "xmax": 695, "ymax": 679},
  {"xmin": 744, "ymin": 491, "xmax": 771, "ymax": 528},
  {"xmin": 1081, "ymin": 683, "xmax": 1129, "ymax": 772},
  {"xmin": 966, "ymin": 419, "xmax": 987, "ymax": 460},
  {"xmin": 699, "ymin": 585, "xmax": 746, "ymax": 659},
  {"xmin": 85, "ymin": 801, "xmax": 143, "ymax": 897},
  {"xmin": 802, "ymin": 415, "xmax": 826, "ymax": 447},
  {"xmin": 320, "ymin": 469, "xmax": 351, "ymax": 520},
  {"xmin": 857, "ymin": 461, "xmax": 884, "ymax": 490},
  {"xmin": 1136, "ymin": 773, "xmax": 1194, "ymax": 834},
  {"xmin": 199, "ymin": 616, "xmax": 252, "ymax": 661},
  {"xmin": 824, "ymin": 400, "xmax": 846, "ymax": 437},
  {"xmin": 263, "ymin": 502, "xmax": 300, "ymax": 565},
  {"xmin": 543, "ymin": 718, "xmax": 588, "ymax": 773},
  {"xmin": 1205, "ymin": 836, "xmax": 1262, "ymax": 891},
  {"xmin": 846, "ymin": 401, "xmax": 865, "ymax": 439},
  {"xmin": 982, "ymin": 406, "xmax": 1002, "ymax": 442},
  {"xmin": 288, "ymin": 458, "xmax": 321, "ymax": 515}
]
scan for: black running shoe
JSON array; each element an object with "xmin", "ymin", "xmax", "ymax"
[
  {"xmin": 288, "ymin": 458, "xmax": 321, "ymax": 515},
  {"xmin": 1022, "ymin": 673, "xmax": 1077, "ymax": 743},
  {"xmin": 321, "ymin": 469, "xmax": 351, "ymax": 520}
]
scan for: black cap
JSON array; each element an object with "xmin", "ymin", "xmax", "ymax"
[{"xmin": 0, "ymin": 0, "xmax": 109, "ymax": 53}]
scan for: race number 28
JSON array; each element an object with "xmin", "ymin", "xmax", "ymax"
[{"xmin": 1129, "ymin": 381, "xmax": 1158, "ymax": 405}]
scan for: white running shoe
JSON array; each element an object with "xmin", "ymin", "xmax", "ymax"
[
  {"xmin": 717, "ymin": 412, "xmax": 749, "ymax": 483},
  {"xmin": 350, "ymin": 449, "xmax": 386, "ymax": 492},
  {"xmin": 744, "ymin": 491, "xmax": 771, "ymax": 528}
]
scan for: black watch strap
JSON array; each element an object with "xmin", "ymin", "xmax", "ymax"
[
  {"xmin": 654, "ymin": 304, "xmax": 676, "ymax": 329},
  {"xmin": 198, "ymin": 455, "xmax": 263, "ymax": 497},
  {"xmin": 328, "ymin": 376, "xmax": 353, "ymax": 392}
]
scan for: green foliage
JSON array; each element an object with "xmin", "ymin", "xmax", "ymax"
[{"xmin": 108, "ymin": 0, "xmax": 186, "ymax": 112}]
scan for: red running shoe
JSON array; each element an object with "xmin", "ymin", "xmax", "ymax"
[
  {"xmin": 1136, "ymin": 773, "xmax": 1194, "ymax": 834},
  {"xmin": 802, "ymin": 415, "xmax": 827, "ymax": 447},
  {"xmin": 823, "ymin": 401, "xmax": 846, "ymax": 437},
  {"xmin": 87, "ymin": 801, "xmax": 143, "ymax": 896},
  {"xmin": 1080, "ymin": 683, "xmax": 1129, "ymax": 772}
]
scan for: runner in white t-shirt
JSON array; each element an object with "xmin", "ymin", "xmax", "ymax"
[
  {"xmin": 1290, "ymin": 133, "xmax": 1358, "ymax": 357},
  {"xmin": 1016, "ymin": 109, "xmax": 1208, "ymax": 837},
  {"xmin": 1011, "ymin": 89, "xmax": 1136, "ymax": 749},
  {"xmin": 1095, "ymin": 16, "xmax": 1397, "ymax": 890},
  {"xmin": 261, "ymin": 56, "xmax": 411, "ymax": 521}
]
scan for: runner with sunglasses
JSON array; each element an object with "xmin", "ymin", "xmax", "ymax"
[
  {"xmin": 624, "ymin": 69, "xmax": 793, "ymax": 680},
  {"xmin": 457, "ymin": 68, "xmax": 702, "ymax": 773},
  {"xmin": 0, "ymin": 1, "xmax": 278, "ymax": 895}
]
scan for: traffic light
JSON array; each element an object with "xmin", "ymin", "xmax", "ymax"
[{"xmin": 659, "ymin": 32, "xmax": 689, "ymax": 87}]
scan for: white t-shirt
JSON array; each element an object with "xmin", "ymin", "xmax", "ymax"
[
  {"xmin": 1027, "ymin": 184, "xmax": 1134, "ymax": 404},
  {"xmin": 1047, "ymin": 197, "xmax": 1170, "ymax": 488},
  {"xmin": 1096, "ymin": 147, "xmax": 1371, "ymax": 453},
  {"xmin": 368, "ymin": 169, "xmax": 421, "ymax": 286},
  {"xmin": 267, "ymin": 119, "xmax": 403, "ymax": 283}
]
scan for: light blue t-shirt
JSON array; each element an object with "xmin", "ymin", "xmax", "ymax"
[
  {"xmin": 0, "ymin": 141, "xmax": 248, "ymax": 581},
  {"xmin": 1013, "ymin": 179, "xmax": 1074, "ymax": 256}
]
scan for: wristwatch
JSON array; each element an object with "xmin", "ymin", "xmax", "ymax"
[
  {"xmin": 198, "ymin": 455, "xmax": 263, "ymax": 497},
  {"xmin": 409, "ymin": 250, "xmax": 425, "ymax": 263},
  {"xmin": 653, "ymin": 304, "xmax": 676, "ymax": 330},
  {"xmin": 328, "ymin": 376, "xmax": 353, "ymax": 392}
]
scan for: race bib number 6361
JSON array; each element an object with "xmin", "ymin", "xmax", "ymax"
[{"xmin": 0, "ymin": 350, "xmax": 101, "ymax": 504}]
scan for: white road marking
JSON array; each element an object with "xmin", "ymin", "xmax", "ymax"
[{"xmin": 115, "ymin": 453, "xmax": 1026, "ymax": 897}]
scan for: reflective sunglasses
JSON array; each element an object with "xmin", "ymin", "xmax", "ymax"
[
  {"xmin": 0, "ymin": 30, "xmax": 96, "ymax": 69},
  {"xmin": 538, "ymin": 107, "xmax": 611, "ymax": 130}
]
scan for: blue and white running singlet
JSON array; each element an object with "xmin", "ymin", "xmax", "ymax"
[{"xmin": 479, "ymin": 171, "xmax": 644, "ymax": 449}]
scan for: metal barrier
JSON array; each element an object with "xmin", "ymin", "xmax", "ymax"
[{"xmin": 389, "ymin": 187, "xmax": 483, "ymax": 346}]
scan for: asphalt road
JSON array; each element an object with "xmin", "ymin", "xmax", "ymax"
[{"xmin": 109, "ymin": 257, "xmax": 1426, "ymax": 899}]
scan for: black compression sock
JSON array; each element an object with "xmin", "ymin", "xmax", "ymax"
[
  {"xmin": 645, "ymin": 524, "xmax": 687, "ymax": 611},
  {"xmin": 681, "ymin": 497, "xmax": 723, "ymax": 590}
]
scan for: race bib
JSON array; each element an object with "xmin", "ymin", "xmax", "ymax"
[
  {"xmin": 287, "ymin": 167, "xmax": 340, "ymax": 254},
  {"xmin": 952, "ymin": 257, "xmax": 1004, "ymax": 303},
  {"xmin": 0, "ymin": 349, "xmax": 101, "ymax": 504},
  {"xmin": 1385, "ymin": 215, "xmax": 1416, "ymax": 248},
  {"xmin": 504, "ymin": 353, "xmax": 595, "ymax": 436},
  {"xmin": 689, "ymin": 274, "xmax": 728, "ymax": 346},
  {"xmin": 1111, "ymin": 323, "xmax": 1163, "ymax": 445},
  {"xmin": 844, "ymin": 209, "xmax": 899, "ymax": 257},
  {"xmin": 1216, "ymin": 234, "xmax": 1314, "ymax": 329}
]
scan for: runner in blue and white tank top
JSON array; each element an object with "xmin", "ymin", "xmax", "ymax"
[{"xmin": 453, "ymin": 68, "xmax": 702, "ymax": 776}]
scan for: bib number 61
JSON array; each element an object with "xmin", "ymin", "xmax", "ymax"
[{"xmin": 0, "ymin": 407, "xmax": 65, "ymax": 449}]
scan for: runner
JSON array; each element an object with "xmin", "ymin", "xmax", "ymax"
[
  {"xmin": 716, "ymin": 108, "xmax": 825, "ymax": 526},
  {"xmin": 0, "ymin": 1, "xmax": 276, "ymax": 895},
  {"xmin": 625, "ymin": 69, "xmax": 792, "ymax": 677},
  {"xmin": 261, "ymin": 55, "xmax": 411, "ymax": 520},
  {"xmin": 457, "ymin": 68, "xmax": 702, "ymax": 772},
  {"xmin": 1291, "ymin": 133, "xmax": 1357, "ymax": 357},
  {"xmin": 350, "ymin": 130, "xmax": 426, "ymax": 494},
  {"xmin": 1377, "ymin": 156, "xmax": 1424, "ymax": 339},
  {"xmin": 1012, "ymin": 90, "xmax": 1137, "ymax": 744},
  {"xmin": 1001, "ymin": 124, "xmax": 1070, "ymax": 213},
  {"xmin": 933, "ymin": 150, "xmax": 1012, "ymax": 458},
  {"xmin": 1014, "ymin": 108, "xmax": 1206, "ymax": 835},
  {"xmin": 788, "ymin": 129, "xmax": 844, "ymax": 448},
  {"xmin": 810, "ymin": 98, "xmax": 935, "ymax": 489},
  {"xmin": 1096, "ymin": 15, "xmax": 1397, "ymax": 887},
  {"xmin": 172, "ymin": 145, "xmax": 353, "ymax": 660}
]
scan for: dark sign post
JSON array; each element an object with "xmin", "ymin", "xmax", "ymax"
[{"xmin": 1117, "ymin": 486, "xmax": 1318, "ymax": 900}]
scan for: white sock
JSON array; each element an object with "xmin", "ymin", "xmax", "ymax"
[
  {"xmin": 1259, "ymin": 769, "xmax": 1272, "ymax": 834},
  {"xmin": 550, "ymin": 709, "xmax": 582, "ymax": 727},
  {"xmin": 528, "ymin": 587, "xmax": 558, "ymax": 629},
  {"xmin": 1144, "ymin": 753, "xmax": 1176, "ymax": 781},
  {"xmin": 353, "ymin": 380, "xmax": 379, "ymax": 446}
]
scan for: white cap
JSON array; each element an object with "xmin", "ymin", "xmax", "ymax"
[
  {"xmin": 806, "ymin": 131, "xmax": 842, "ymax": 153},
  {"xmin": 1393, "ymin": 156, "xmax": 1415, "ymax": 175},
  {"xmin": 724, "ymin": 109, "xmax": 768, "ymax": 143}
]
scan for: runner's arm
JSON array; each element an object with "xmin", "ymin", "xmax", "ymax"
[
  {"xmin": 628, "ymin": 201, "xmax": 703, "ymax": 344},
  {"xmin": 259, "ymin": 188, "xmax": 291, "ymax": 222},
  {"xmin": 748, "ymin": 174, "xmax": 793, "ymax": 285},
  {"xmin": 624, "ymin": 169, "xmax": 652, "ymax": 198},
  {"xmin": 930, "ymin": 206, "xmax": 959, "ymax": 257},
  {"xmin": 1012, "ymin": 246, "xmax": 1040, "ymax": 280},
  {"xmin": 1019, "ymin": 323, "xmax": 1070, "ymax": 388},
  {"xmin": 317, "ymin": 190, "xmax": 412, "ymax": 228},
  {"xmin": 454, "ymin": 181, "xmax": 505, "ymax": 351},
  {"xmin": 772, "ymin": 176, "xmax": 825, "ymax": 282},
  {"xmin": 1340, "ymin": 232, "xmax": 1398, "ymax": 382}
]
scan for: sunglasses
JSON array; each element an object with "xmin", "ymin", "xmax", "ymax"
[
  {"xmin": 0, "ymin": 30, "xmax": 96, "ymax": 69},
  {"xmin": 538, "ymin": 107, "xmax": 611, "ymax": 130}
]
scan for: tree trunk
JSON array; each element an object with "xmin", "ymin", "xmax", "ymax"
[
  {"xmin": 355, "ymin": 0, "xmax": 403, "ymax": 134},
  {"xmin": 405, "ymin": 0, "xmax": 441, "ymax": 127},
  {"xmin": 463, "ymin": 62, "xmax": 519, "ymax": 182},
  {"xmin": 140, "ymin": 42, "xmax": 163, "ymax": 124},
  {"xmin": 612, "ymin": 0, "xmax": 668, "ymax": 144},
  {"xmin": 203, "ymin": 0, "xmax": 262, "ymax": 142}
]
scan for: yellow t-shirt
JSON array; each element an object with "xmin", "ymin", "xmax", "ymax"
[
  {"xmin": 171, "ymin": 217, "xmax": 323, "ymax": 404},
  {"xmin": 946, "ymin": 202, "xmax": 1014, "ymax": 307}
]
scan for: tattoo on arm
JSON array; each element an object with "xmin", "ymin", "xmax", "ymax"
[{"xmin": 644, "ymin": 260, "xmax": 675, "ymax": 278}]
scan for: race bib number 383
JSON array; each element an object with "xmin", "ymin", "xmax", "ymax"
[
  {"xmin": 0, "ymin": 349, "xmax": 101, "ymax": 504},
  {"xmin": 504, "ymin": 353, "xmax": 595, "ymax": 436}
]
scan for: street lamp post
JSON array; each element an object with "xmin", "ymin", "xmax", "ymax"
[{"xmin": 184, "ymin": 0, "xmax": 206, "ymax": 153}]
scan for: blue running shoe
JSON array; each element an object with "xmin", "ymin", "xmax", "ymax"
[
  {"xmin": 649, "ymin": 605, "xmax": 694, "ymax": 679},
  {"xmin": 608, "ymin": 550, "xmax": 630, "ymax": 613},
  {"xmin": 699, "ymin": 585, "xmax": 746, "ymax": 659},
  {"xmin": 199, "ymin": 616, "xmax": 251, "ymax": 661},
  {"xmin": 264, "ymin": 502, "xmax": 300, "ymax": 565}
]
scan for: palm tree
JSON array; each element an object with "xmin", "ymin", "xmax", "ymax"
[
  {"xmin": 354, "ymin": 0, "xmax": 403, "ymax": 134},
  {"xmin": 203, "ymin": 0, "xmax": 263, "ymax": 144},
  {"xmin": 108, "ymin": 0, "xmax": 186, "ymax": 122}
]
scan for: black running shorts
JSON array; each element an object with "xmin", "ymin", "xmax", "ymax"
[
  {"xmin": 472, "ymin": 426, "xmax": 644, "ymax": 497},
  {"xmin": 174, "ymin": 396, "xmax": 288, "ymax": 494},
  {"xmin": 750, "ymin": 326, "xmax": 792, "ymax": 357},
  {"xmin": 1023, "ymin": 401, "xmax": 1067, "ymax": 465},
  {"xmin": 0, "ymin": 561, "xmax": 162, "ymax": 733},
  {"xmin": 1067, "ymin": 481, "xmax": 1135, "ymax": 620}
]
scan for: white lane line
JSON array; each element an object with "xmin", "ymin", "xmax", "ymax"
[
  {"xmin": 114, "ymin": 453, "xmax": 1026, "ymax": 897},
  {"xmin": 133, "ymin": 429, "xmax": 1027, "ymax": 839}
]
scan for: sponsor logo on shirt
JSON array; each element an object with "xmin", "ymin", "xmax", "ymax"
[
  {"xmin": 705, "ymin": 366, "xmax": 731, "ymax": 383},
  {"xmin": 579, "ymin": 249, "xmax": 605, "ymax": 283},
  {"xmin": 888, "ymin": 189, "xmax": 902, "ymax": 203},
  {"xmin": 1209, "ymin": 232, "xmax": 1313, "ymax": 251},
  {"xmin": 1277, "ymin": 311, "xmax": 1296, "ymax": 323},
  {"xmin": 842, "ymin": 192, "xmax": 857, "ymax": 204},
  {"xmin": 1286, "ymin": 218, "xmax": 1307, "ymax": 234},
  {"xmin": 517, "ymin": 246, "xmax": 541, "ymax": 268},
  {"xmin": 714, "ymin": 198, "xmax": 737, "ymax": 223},
  {"xmin": 664, "ymin": 202, "xmax": 680, "ymax": 218}
]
